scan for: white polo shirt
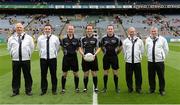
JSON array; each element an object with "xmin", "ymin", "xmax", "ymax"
[
  {"xmin": 145, "ymin": 35, "xmax": 169, "ymax": 62},
  {"xmin": 123, "ymin": 36, "xmax": 144, "ymax": 63},
  {"xmin": 7, "ymin": 32, "xmax": 34, "ymax": 61},
  {"xmin": 37, "ymin": 34, "xmax": 60, "ymax": 59}
]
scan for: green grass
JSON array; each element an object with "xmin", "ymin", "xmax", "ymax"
[{"xmin": 0, "ymin": 42, "xmax": 180, "ymax": 104}]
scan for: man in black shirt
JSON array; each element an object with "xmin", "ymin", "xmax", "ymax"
[
  {"xmin": 100, "ymin": 25, "xmax": 122, "ymax": 93},
  {"xmin": 79, "ymin": 24, "xmax": 101, "ymax": 93},
  {"xmin": 60, "ymin": 25, "xmax": 80, "ymax": 94}
]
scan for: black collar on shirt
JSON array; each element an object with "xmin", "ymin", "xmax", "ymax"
[
  {"xmin": 107, "ymin": 34, "xmax": 115, "ymax": 38},
  {"xmin": 46, "ymin": 34, "xmax": 51, "ymax": 39},
  {"xmin": 86, "ymin": 34, "xmax": 93, "ymax": 38},
  {"xmin": 16, "ymin": 33, "xmax": 25, "ymax": 40},
  {"xmin": 67, "ymin": 34, "xmax": 74, "ymax": 40},
  {"xmin": 150, "ymin": 34, "xmax": 159, "ymax": 40},
  {"xmin": 128, "ymin": 36, "xmax": 138, "ymax": 41}
]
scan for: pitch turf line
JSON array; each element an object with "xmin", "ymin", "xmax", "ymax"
[{"xmin": 93, "ymin": 86, "xmax": 98, "ymax": 105}]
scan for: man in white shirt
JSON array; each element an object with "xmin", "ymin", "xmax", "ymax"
[
  {"xmin": 7, "ymin": 23, "xmax": 34, "ymax": 97},
  {"xmin": 123, "ymin": 27, "xmax": 144, "ymax": 93},
  {"xmin": 37, "ymin": 24, "xmax": 60, "ymax": 95},
  {"xmin": 145, "ymin": 27, "xmax": 169, "ymax": 96}
]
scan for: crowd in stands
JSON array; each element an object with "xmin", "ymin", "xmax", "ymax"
[{"xmin": 0, "ymin": 14, "xmax": 179, "ymax": 42}]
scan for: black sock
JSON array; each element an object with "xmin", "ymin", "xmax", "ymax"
[
  {"xmin": 74, "ymin": 76, "xmax": 79, "ymax": 89},
  {"xmin": 103, "ymin": 75, "xmax": 108, "ymax": 89},
  {"xmin": 93, "ymin": 76, "xmax": 98, "ymax": 89},
  {"xmin": 114, "ymin": 75, "xmax": 118, "ymax": 89},
  {"xmin": 83, "ymin": 77, "xmax": 88, "ymax": 89},
  {"xmin": 61, "ymin": 76, "xmax": 66, "ymax": 90}
]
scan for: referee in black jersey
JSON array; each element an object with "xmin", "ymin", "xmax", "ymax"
[
  {"xmin": 79, "ymin": 24, "xmax": 101, "ymax": 93},
  {"xmin": 60, "ymin": 25, "xmax": 80, "ymax": 94},
  {"xmin": 100, "ymin": 25, "xmax": 122, "ymax": 93}
]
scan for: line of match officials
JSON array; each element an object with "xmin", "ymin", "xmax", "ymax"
[{"xmin": 7, "ymin": 22, "xmax": 169, "ymax": 97}]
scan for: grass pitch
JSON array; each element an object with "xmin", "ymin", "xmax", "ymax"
[{"xmin": 0, "ymin": 42, "xmax": 180, "ymax": 104}]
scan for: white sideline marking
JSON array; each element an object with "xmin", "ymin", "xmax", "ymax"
[{"xmin": 93, "ymin": 86, "xmax": 98, "ymax": 105}]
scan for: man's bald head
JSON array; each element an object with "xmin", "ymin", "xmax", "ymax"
[
  {"xmin": 127, "ymin": 27, "xmax": 136, "ymax": 37},
  {"xmin": 15, "ymin": 23, "xmax": 24, "ymax": 35}
]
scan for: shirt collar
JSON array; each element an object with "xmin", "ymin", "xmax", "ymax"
[
  {"xmin": 15, "ymin": 32, "xmax": 25, "ymax": 37},
  {"xmin": 67, "ymin": 34, "xmax": 74, "ymax": 40},
  {"xmin": 86, "ymin": 34, "xmax": 93, "ymax": 38},
  {"xmin": 150, "ymin": 34, "xmax": 159, "ymax": 40},
  {"xmin": 107, "ymin": 34, "xmax": 115, "ymax": 38},
  {"xmin": 128, "ymin": 35, "xmax": 137, "ymax": 41},
  {"xmin": 44, "ymin": 33, "xmax": 51, "ymax": 37}
]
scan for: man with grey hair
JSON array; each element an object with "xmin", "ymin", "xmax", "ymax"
[
  {"xmin": 145, "ymin": 27, "xmax": 169, "ymax": 96},
  {"xmin": 123, "ymin": 27, "xmax": 144, "ymax": 93},
  {"xmin": 7, "ymin": 22, "xmax": 34, "ymax": 97}
]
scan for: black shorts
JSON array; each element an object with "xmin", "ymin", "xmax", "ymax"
[
  {"xmin": 62, "ymin": 54, "xmax": 79, "ymax": 72},
  {"xmin": 103, "ymin": 54, "xmax": 119, "ymax": 70},
  {"xmin": 82, "ymin": 56, "xmax": 98, "ymax": 72}
]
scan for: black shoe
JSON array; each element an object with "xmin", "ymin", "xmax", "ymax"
[
  {"xmin": 75, "ymin": 88, "xmax": 80, "ymax": 93},
  {"xmin": 128, "ymin": 88, "xmax": 133, "ymax": 93},
  {"xmin": 115, "ymin": 88, "xmax": 120, "ymax": 93},
  {"xmin": 149, "ymin": 90, "xmax": 155, "ymax": 94},
  {"xmin": 94, "ymin": 88, "xmax": 98, "ymax": 93},
  {"xmin": 83, "ymin": 88, "xmax": 87, "ymax": 93},
  {"xmin": 136, "ymin": 89, "xmax": 142, "ymax": 94},
  {"xmin": 26, "ymin": 91, "xmax": 32, "ymax": 96},
  {"xmin": 52, "ymin": 91, "xmax": 57, "ymax": 95},
  {"xmin": 160, "ymin": 91, "xmax": 165, "ymax": 96},
  {"xmin": 40, "ymin": 92, "xmax": 46, "ymax": 96},
  {"xmin": 11, "ymin": 93, "xmax": 19, "ymax": 97},
  {"xmin": 61, "ymin": 89, "xmax": 66, "ymax": 94},
  {"xmin": 101, "ymin": 88, "xmax": 107, "ymax": 93}
]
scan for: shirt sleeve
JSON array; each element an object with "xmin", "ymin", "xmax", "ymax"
[
  {"xmin": 56, "ymin": 37, "xmax": 60, "ymax": 52},
  {"xmin": 119, "ymin": 39, "xmax": 123, "ymax": 46},
  {"xmin": 96, "ymin": 37, "xmax": 100, "ymax": 48},
  {"xmin": 163, "ymin": 38, "xmax": 169, "ymax": 56},
  {"xmin": 118, "ymin": 36, "xmax": 123, "ymax": 46},
  {"xmin": 59, "ymin": 38, "xmax": 63, "ymax": 46},
  {"xmin": 29, "ymin": 36, "xmax": 35, "ymax": 54},
  {"xmin": 122, "ymin": 40, "xmax": 126, "ymax": 54},
  {"xmin": 77, "ymin": 38, "xmax": 80, "ymax": 48},
  {"xmin": 7, "ymin": 37, "xmax": 11, "ymax": 54},
  {"xmin": 79, "ymin": 37, "xmax": 83, "ymax": 48},
  {"xmin": 99, "ymin": 37, "xmax": 103, "ymax": 47}
]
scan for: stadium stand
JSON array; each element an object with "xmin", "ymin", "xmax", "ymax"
[{"xmin": 0, "ymin": 13, "xmax": 180, "ymax": 42}]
